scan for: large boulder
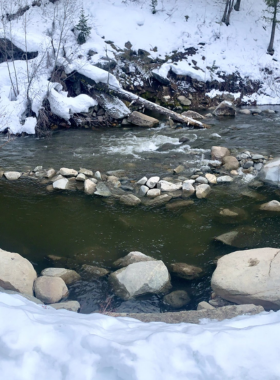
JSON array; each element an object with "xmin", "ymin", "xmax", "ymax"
[
  {"xmin": 211, "ymin": 247, "xmax": 280, "ymax": 310},
  {"xmin": 213, "ymin": 101, "xmax": 236, "ymax": 117},
  {"xmin": 0, "ymin": 248, "xmax": 37, "ymax": 296},
  {"xmin": 41, "ymin": 268, "xmax": 81, "ymax": 285},
  {"xmin": 259, "ymin": 158, "xmax": 280, "ymax": 186},
  {"xmin": 109, "ymin": 260, "xmax": 171, "ymax": 300},
  {"xmin": 34, "ymin": 276, "xmax": 69, "ymax": 304},
  {"xmin": 128, "ymin": 111, "xmax": 159, "ymax": 127},
  {"xmin": 113, "ymin": 251, "xmax": 155, "ymax": 269}
]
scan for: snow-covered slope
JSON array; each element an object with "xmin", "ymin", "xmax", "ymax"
[
  {"xmin": 0, "ymin": 0, "xmax": 279, "ymax": 134},
  {"xmin": 1, "ymin": 292, "xmax": 280, "ymax": 380}
]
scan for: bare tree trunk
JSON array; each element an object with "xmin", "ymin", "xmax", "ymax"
[
  {"xmin": 234, "ymin": 0, "xmax": 241, "ymax": 11},
  {"xmin": 222, "ymin": 0, "xmax": 234, "ymax": 26},
  {"xmin": 267, "ymin": 4, "xmax": 278, "ymax": 55}
]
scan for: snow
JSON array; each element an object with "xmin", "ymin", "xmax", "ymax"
[{"xmin": 1, "ymin": 292, "xmax": 280, "ymax": 380}]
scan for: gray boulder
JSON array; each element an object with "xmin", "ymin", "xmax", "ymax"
[
  {"xmin": 113, "ymin": 251, "xmax": 155, "ymax": 269},
  {"xmin": 214, "ymin": 101, "xmax": 236, "ymax": 117},
  {"xmin": 211, "ymin": 247, "xmax": 280, "ymax": 310},
  {"xmin": 4, "ymin": 171, "xmax": 22, "ymax": 180},
  {"xmin": 109, "ymin": 260, "xmax": 171, "ymax": 300},
  {"xmin": 163, "ymin": 290, "xmax": 190, "ymax": 309},
  {"xmin": 94, "ymin": 182, "xmax": 111, "ymax": 197},
  {"xmin": 0, "ymin": 248, "xmax": 37, "ymax": 296}
]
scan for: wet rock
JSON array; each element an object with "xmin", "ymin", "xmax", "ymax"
[
  {"xmin": 197, "ymin": 301, "xmax": 215, "ymax": 311},
  {"xmin": 254, "ymin": 163, "xmax": 263, "ymax": 171},
  {"xmin": 94, "ymin": 182, "xmax": 111, "ymax": 197},
  {"xmin": 211, "ymin": 247, "xmax": 280, "ymax": 310},
  {"xmin": 79, "ymin": 168, "xmax": 93, "ymax": 177},
  {"xmin": 128, "ymin": 111, "xmax": 159, "ymax": 127},
  {"xmin": 211, "ymin": 146, "xmax": 230, "ymax": 161},
  {"xmin": 170, "ymin": 262, "xmax": 203, "ymax": 280},
  {"xmin": 139, "ymin": 185, "xmax": 149, "ymax": 197},
  {"xmin": 0, "ymin": 248, "xmax": 37, "ymax": 296},
  {"xmin": 81, "ymin": 265, "xmax": 110, "ymax": 279},
  {"xmin": 51, "ymin": 174, "xmax": 64, "ymax": 183},
  {"xmin": 173, "ymin": 165, "xmax": 185, "ymax": 174},
  {"xmin": 142, "ymin": 194, "xmax": 172, "ymax": 207},
  {"xmin": 179, "ymin": 136, "xmax": 190, "ymax": 143},
  {"xmin": 4, "ymin": 171, "xmax": 22, "ymax": 180},
  {"xmin": 146, "ymin": 176, "xmax": 160, "ymax": 188},
  {"xmin": 34, "ymin": 276, "xmax": 69, "ymax": 304},
  {"xmin": 259, "ymin": 157, "xmax": 280, "ymax": 186},
  {"xmin": 215, "ymin": 227, "xmax": 259, "ymax": 248},
  {"xmin": 213, "ymin": 101, "xmax": 236, "ymax": 117},
  {"xmin": 163, "ymin": 290, "xmax": 191, "ymax": 309},
  {"xmin": 158, "ymin": 180, "xmax": 182, "ymax": 192},
  {"xmin": 195, "ymin": 176, "xmax": 208, "ymax": 184},
  {"xmin": 0, "ymin": 170, "xmax": 3, "ymax": 177},
  {"xmin": 222, "ymin": 156, "xmax": 239, "ymax": 171},
  {"xmin": 120, "ymin": 194, "xmax": 141, "ymax": 206},
  {"xmin": 210, "ymin": 133, "xmax": 221, "ymax": 139},
  {"xmin": 94, "ymin": 171, "xmax": 102, "ymax": 180},
  {"xmin": 147, "ymin": 188, "xmax": 161, "ymax": 198},
  {"xmin": 137, "ymin": 176, "xmax": 148, "ymax": 185},
  {"xmin": 260, "ymin": 200, "xmax": 280, "ymax": 212},
  {"xmin": 109, "ymin": 260, "xmax": 171, "ymax": 300},
  {"xmin": 182, "ymin": 110, "xmax": 204, "ymax": 119},
  {"xmin": 230, "ymin": 170, "xmax": 239, "ymax": 176},
  {"xmin": 45, "ymin": 168, "xmax": 56, "ymax": 179},
  {"xmin": 196, "ymin": 184, "xmax": 211, "ymax": 199},
  {"xmin": 243, "ymin": 160, "xmax": 254, "ymax": 169},
  {"xmin": 113, "ymin": 251, "xmax": 155, "ymax": 269},
  {"xmin": 59, "ymin": 168, "xmax": 78, "ymax": 177},
  {"xmin": 156, "ymin": 143, "xmax": 178, "ymax": 152},
  {"xmin": 217, "ymin": 175, "xmax": 233, "ymax": 183},
  {"xmin": 205, "ymin": 173, "xmax": 217, "ymax": 184},
  {"xmin": 220, "ymin": 208, "xmax": 239, "ymax": 217},
  {"xmin": 177, "ymin": 96, "xmax": 191, "ymax": 106},
  {"xmin": 84, "ymin": 179, "xmax": 96, "ymax": 195},
  {"xmin": 50, "ymin": 301, "xmax": 80, "ymax": 312},
  {"xmin": 34, "ymin": 166, "xmax": 43, "ymax": 172},
  {"xmin": 107, "ymin": 176, "xmax": 121, "ymax": 187},
  {"xmin": 166, "ymin": 200, "xmax": 194, "ymax": 210},
  {"xmin": 182, "ymin": 182, "xmax": 195, "ymax": 197},
  {"xmin": 41, "ymin": 268, "xmax": 81, "ymax": 285},
  {"xmin": 76, "ymin": 173, "xmax": 86, "ymax": 182},
  {"xmin": 107, "ymin": 170, "xmax": 126, "ymax": 178},
  {"xmin": 53, "ymin": 178, "xmax": 69, "ymax": 190}
]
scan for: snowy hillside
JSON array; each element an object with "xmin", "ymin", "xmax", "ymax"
[{"xmin": 0, "ymin": 0, "xmax": 279, "ymax": 134}]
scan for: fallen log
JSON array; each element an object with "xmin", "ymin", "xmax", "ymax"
[{"xmin": 89, "ymin": 82, "xmax": 210, "ymax": 129}]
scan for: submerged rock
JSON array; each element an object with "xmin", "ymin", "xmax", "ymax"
[
  {"xmin": 169, "ymin": 262, "xmax": 203, "ymax": 280},
  {"xmin": 0, "ymin": 248, "xmax": 37, "ymax": 296},
  {"xmin": 81, "ymin": 265, "xmax": 110, "ymax": 279},
  {"xmin": 260, "ymin": 200, "xmax": 280, "ymax": 212},
  {"xmin": 120, "ymin": 194, "xmax": 141, "ymax": 206},
  {"xmin": 163, "ymin": 290, "xmax": 191, "ymax": 309},
  {"xmin": 211, "ymin": 247, "xmax": 280, "ymax": 310},
  {"xmin": 109, "ymin": 260, "xmax": 171, "ymax": 300},
  {"xmin": 113, "ymin": 251, "xmax": 155, "ymax": 269},
  {"xmin": 166, "ymin": 200, "xmax": 194, "ymax": 210},
  {"xmin": 215, "ymin": 227, "xmax": 259, "ymax": 248}
]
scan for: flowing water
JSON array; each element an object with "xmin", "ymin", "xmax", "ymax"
[{"xmin": 1, "ymin": 106, "xmax": 280, "ymax": 313}]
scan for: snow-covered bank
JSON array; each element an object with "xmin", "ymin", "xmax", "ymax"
[{"xmin": 0, "ymin": 292, "xmax": 280, "ymax": 380}]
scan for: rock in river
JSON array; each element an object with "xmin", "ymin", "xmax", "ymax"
[
  {"xmin": 4, "ymin": 171, "xmax": 22, "ymax": 180},
  {"xmin": 0, "ymin": 248, "xmax": 37, "ymax": 296},
  {"xmin": 215, "ymin": 227, "xmax": 259, "ymax": 248},
  {"xmin": 163, "ymin": 290, "xmax": 191, "ymax": 309},
  {"xmin": 120, "ymin": 194, "xmax": 141, "ymax": 206},
  {"xmin": 260, "ymin": 200, "xmax": 280, "ymax": 212},
  {"xmin": 109, "ymin": 260, "xmax": 171, "ymax": 300},
  {"xmin": 211, "ymin": 146, "xmax": 230, "ymax": 161},
  {"xmin": 41, "ymin": 268, "xmax": 81, "ymax": 285},
  {"xmin": 196, "ymin": 184, "xmax": 211, "ymax": 199},
  {"xmin": 213, "ymin": 101, "xmax": 236, "ymax": 117},
  {"xmin": 113, "ymin": 251, "xmax": 155, "ymax": 269},
  {"xmin": 94, "ymin": 182, "xmax": 111, "ymax": 197},
  {"xmin": 128, "ymin": 111, "xmax": 159, "ymax": 127},
  {"xmin": 34, "ymin": 276, "xmax": 69, "ymax": 304},
  {"xmin": 211, "ymin": 247, "xmax": 280, "ymax": 310},
  {"xmin": 169, "ymin": 262, "xmax": 203, "ymax": 280},
  {"xmin": 259, "ymin": 157, "xmax": 280, "ymax": 186}
]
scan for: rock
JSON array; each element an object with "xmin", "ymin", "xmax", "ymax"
[
  {"xmin": 4, "ymin": 171, "xmax": 22, "ymax": 180},
  {"xmin": 107, "ymin": 176, "xmax": 121, "ymax": 187},
  {"xmin": 210, "ymin": 133, "xmax": 221, "ymax": 139},
  {"xmin": 127, "ymin": 111, "xmax": 159, "ymax": 127},
  {"xmin": 109, "ymin": 260, "xmax": 171, "ymax": 300},
  {"xmin": 196, "ymin": 184, "xmax": 211, "ymax": 199},
  {"xmin": 173, "ymin": 165, "xmax": 184, "ymax": 174},
  {"xmin": 195, "ymin": 176, "xmax": 208, "ymax": 184},
  {"xmin": 108, "ymin": 304, "xmax": 264, "ymax": 324},
  {"xmin": 84, "ymin": 179, "xmax": 96, "ymax": 195},
  {"xmin": 0, "ymin": 286, "xmax": 43, "ymax": 304},
  {"xmin": 147, "ymin": 188, "xmax": 161, "ymax": 198},
  {"xmin": 45, "ymin": 168, "xmax": 56, "ymax": 179},
  {"xmin": 239, "ymin": 109, "xmax": 251, "ymax": 115},
  {"xmin": 177, "ymin": 96, "xmax": 191, "ymax": 106},
  {"xmin": 53, "ymin": 178, "xmax": 69, "ymax": 190},
  {"xmin": 163, "ymin": 290, "xmax": 190, "ymax": 309},
  {"xmin": 205, "ymin": 173, "xmax": 217, "ymax": 184},
  {"xmin": 94, "ymin": 93, "xmax": 130, "ymax": 119},
  {"xmin": 182, "ymin": 110, "xmax": 204, "ymax": 119},
  {"xmin": 41, "ymin": 268, "xmax": 81, "ymax": 285},
  {"xmin": 51, "ymin": 174, "xmax": 64, "ymax": 183},
  {"xmin": 137, "ymin": 176, "xmax": 147, "ymax": 185},
  {"xmin": 0, "ymin": 170, "xmax": 3, "ymax": 177},
  {"xmin": 81, "ymin": 265, "xmax": 109, "ymax": 279},
  {"xmin": 76, "ymin": 173, "xmax": 86, "ymax": 182},
  {"xmin": 120, "ymin": 194, "xmax": 141, "ymax": 206},
  {"xmin": 156, "ymin": 143, "xmax": 178, "ymax": 152},
  {"xmin": 220, "ymin": 209, "xmax": 238, "ymax": 217},
  {"xmin": 34, "ymin": 276, "xmax": 69, "ymax": 304},
  {"xmin": 230, "ymin": 170, "xmax": 239, "ymax": 176},
  {"xmin": 94, "ymin": 182, "xmax": 111, "ymax": 197},
  {"xmin": 158, "ymin": 180, "xmax": 182, "ymax": 192},
  {"xmin": 197, "ymin": 301, "xmax": 215, "ymax": 311},
  {"xmin": 243, "ymin": 160, "xmax": 254, "ymax": 169},
  {"xmin": 50, "ymin": 301, "xmax": 80, "ymax": 312},
  {"xmin": 139, "ymin": 185, "xmax": 149, "ymax": 197},
  {"xmin": 94, "ymin": 171, "xmax": 102, "ymax": 180},
  {"xmin": 179, "ymin": 136, "xmax": 190, "ymax": 143},
  {"xmin": 79, "ymin": 168, "xmax": 93, "ymax": 177},
  {"xmin": 208, "ymin": 294, "xmax": 233, "ymax": 307},
  {"xmin": 34, "ymin": 166, "xmax": 43, "ymax": 172},
  {"xmin": 146, "ymin": 176, "xmax": 160, "ymax": 188},
  {"xmin": 213, "ymin": 101, "xmax": 236, "ymax": 117},
  {"xmin": 170, "ymin": 262, "xmax": 203, "ymax": 280},
  {"xmin": 260, "ymin": 200, "xmax": 280, "ymax": 212},
  {"xmin": 252, "ymin": 154, "xmax": 264, "ymax": 160},
  {"xmin": 182, "ymin": 181, "xmax": 195, "ymax": 197},
  {"xmin": 254, "ymin": 163, "xmax": 263, "ymax": 171},
  {"xmin": 59, "ymin": 168, "xmax": 78, "ymax": 177},
  {"xmin": 211, "ymin": 247, "xmax": 280, "ymax": 310},
  {"xmin": 259, "ymin": 157, "xmax": 280, "ymax": 186},
  {"xmin": 217, "ymin": 175, "xmax": 233, "ymax": 183},
  {"xmin": 142, "ymin": 194, "xmax": 172, "ymax": 207},
  {"xmin": 211, "ymin": 146, "xmax": 230, "ymax": 161},
  {"xmin": 222, "ymin": 156, "xmax": 239, "ymax": 171},
  {"xmin": 205, "ymin": 113, "xmax": 213, "ymax": 118},
  {"xmin": 113, "ymin": 251, "xmax": 155, "ymax": 269},
  {"xmin": 0, "ymin": 248, "xmax": 37, "ymax": 296},
  {"xmin": 106, "ymin": 170, "xmax": 126, "ymax": 178},
  {"xmin": 215, "ymin": 228, "xmax": 259, "ymax": 248},
  {"xmin": 166, "ymin": 200, "xmax": 194, "ymax": 210}
]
